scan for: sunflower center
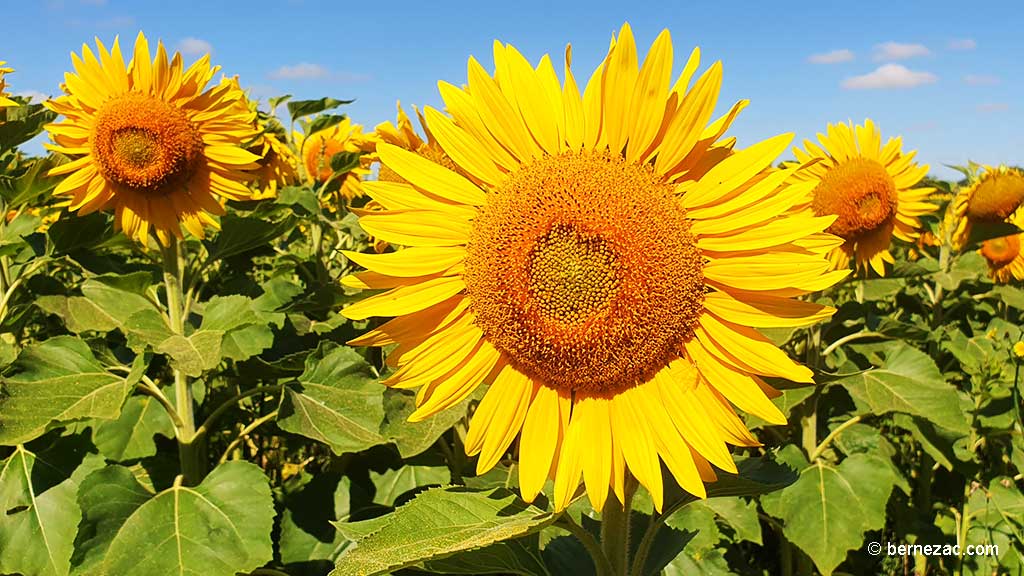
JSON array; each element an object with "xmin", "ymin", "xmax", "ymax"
[
  {"xmin": 812, "ymin": 157, "xmax": 898, "ymax": 239},
  {"xmin": 91, "ymin": 93, "xmax": 203, "ymax": 194},
  {"xmin": 966, "ymin": 172, "xmax": 1024, "ymax": 221},
  {"xmin": 463, "ymin": 150, "xmax": 705, "ymax": 395},
  {"xmin": 981, "ymin": 235, "xmax": 1020, "ymax": 267}
]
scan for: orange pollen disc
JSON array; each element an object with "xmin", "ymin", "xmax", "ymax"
[
  {"xmin": 981, "ymin": 235, "xmax": 1020, "ymax": 268},
  {"xmin": 462, "ymin": 150, "xmax": 705, "ymax": 396},
  {"xmin": 91, "ymin": 93, "xmax": 203, "ymax": 194},
  {"xmin": 812, "ymin": 157, "xmax": 898, "ymax": 240},
  {"xmin": 966, "ymin": 172, "xmax": 1024, "ymax": 221}
]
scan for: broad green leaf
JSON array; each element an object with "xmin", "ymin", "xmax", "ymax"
[
  {"xmin": 69, "ymin": 466, "xmax": 152, "ymax": 576},
  {"xmin": 204, "ymin": 214, "xmax": 294, "ymax": 261},
  {"xmin": 381, "ymin": 388, "xmax": 476, "ymax": 458},
  {"xmin": 46, "ymin": 212, "xmax": 110, "ymax": 255},
  {"xmin": 330, "ymin": 487, "xmax": 556, "ymax": 576},
  {"xmin": 663, "ymin": 547, "xmax": 733, "ymax": 576},
  {"xmin": 700, "ymin": 498, "xmax": 763, "ymax": 545},
  {"xmin": 962, "ymin": 478, "xmax": 1024, "ymax": 575},
  {"xmin": 422, "ymin": 533, "xmax": 551, "ymax": 576},
  {"xmin": 991, "ymin": 285, "xmax": 1024, "ymax": 310},
  {"xmin": 0, "ymin": 212, "xmax": 41, "ymax": 256},
  {"xmin": 277, "ymin": 344, "xmax": 387, "ymax": 455},
  {"xmin": 761, "ymin": 453, "xmax": 898, "ymax": 575},
  {"xmin": 289, "ymin": 98, "xmax": 353, "ymax": 122},
  {"xmin": 330, "ymin": 151, "xmax": 362, "ymax": 173},
  {"xmin": 92, "ymin": 395, "xmax": 175, "ymax": 461},
  {"xmin": 839, "ymin": 342, "xmax": 969, "ymax": 433},
  {"xmin": 0, "ymin": 337, "xmax": 138, "ymax": 445},
  {"xmin": 306, "ymin": 113, "xmax": 347, "ymax": 136},
  {"xmin": 36, "ymin": 274, "xmax": 156, "ymax": 334},
  {"xmin": 155, "ymin": 331, "xmax": 224, "ymax": 377},
  {"xmin": 0, "ymin": 440, "xmax": 104, "ymax": 576},
  {"xmin": 101, "ymin": 461, "xmax": 274, "ymax": 576},
  {"xmin": 279, "ymin": 472, "xmax": 355, "ymax": 576},
  {"xmin": 369, "ymin": 465, "xmax": 449, "ymax": 507}
]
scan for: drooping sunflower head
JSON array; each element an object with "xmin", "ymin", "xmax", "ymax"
[
  {"xmin": 951, "ymin": 165, "xmax": 1024, "ymax": 249},
  {"xmin": 44, "ymin": 33, "xmax": 262, "ymax": 246},
  {"xmin": 341, "ymin": 24, "xmax": 847, "ymax": 513},
  {"xmin": 296, "ymin": 118, "xmax": 377, "ymax": 200},
  {"xmin": 251, "ymin": 120, "xmax": 299, "ymax": 200},
  {"xmin": 788, "ymin": 120, "xmax": 938, "ymax": 276},
  {"xmin": 0, "ymin": 61, "xmax": 17, "ymax": 108}
]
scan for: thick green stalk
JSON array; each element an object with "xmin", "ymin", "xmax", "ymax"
[
  {"xmin": 162, "ymin": 237, "xmax": 202, "ymax": 485},
  {"xmin": 601, "ymin": 477, "xmax": 636, "ymax": 576}
]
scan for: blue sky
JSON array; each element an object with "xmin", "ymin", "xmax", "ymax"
[{"xmin": 4, "ymin": 0, "xmax": 1021, "ymax": 179}]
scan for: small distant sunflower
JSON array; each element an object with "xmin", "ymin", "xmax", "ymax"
[
  {"xmin": 342, "ymin": 24, "xmax": 846, "ymax": 512},
  {"xmin": 44, "ymin": 33, "xmax": 262, "ymax": 245},
  {"xmin": 0, "ymin": 61, "xmax": 17, "ymax": 108},
  {"xmin": 296, "ymin": 118, "xmax": 376, "ymax": 201},
  {"xmin": 951, "ymin": 165, "xmax": 1024, "ymax": 249},
  {"xmin": 251, "ymin": 126, "xmax": 299, "ymax": 200},
  {"xmin": 374, "ymin": 102, "xmax": 465, "ymax": 182},
  {"xmin": 789, "ymin": 120, "xmax": 937, "ymax": 275}
]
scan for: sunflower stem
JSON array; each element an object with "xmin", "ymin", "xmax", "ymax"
[
  {"xmin": 161, "ymin": 237, "xmax": 203, "ymax": 486},
  {"xmin": 601, "ymin": 476, "xmax": 636, "ymax": 576}
]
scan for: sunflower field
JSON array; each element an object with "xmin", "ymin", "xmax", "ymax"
[{"xmin": 0, "ymin": 23, "xmax": 1022, "ymax": 576}]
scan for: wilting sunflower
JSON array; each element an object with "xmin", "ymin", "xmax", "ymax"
[
  {"xmin": 950, "ymin": 165, "xmax": 1024, "ymax": 250},
  {"xmin": 296, "ymin": 117, "xmax": 376, "ymax": 201},
  {"xmin": 342, "ymin": 24, "xmax": 846, "ymax": 512},
  {"xmin": 788, "ymin": 120, "xmax": 937, "ymax": 276},
  {"xmin": 251, "ymin": 126, "xmax": 299, "ymax": 200},
  {"xmin": 44, "ymin": 33, "xmax": 261, "ymax": 245},
  {"xmin": 0, "ymin": 61, "xmax": 16, "ymax": 108}
]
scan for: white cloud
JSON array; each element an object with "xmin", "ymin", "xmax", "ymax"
[
  {"xmin": 841, "ymin": 64, "xmax": 938, "ymax": 90},
  {"xmin": 176, "ymin": 37, "xmax": 212, "ymax": 57},
  {"xmin": 267, "ymin": 64, "xmax": 370, "ymax": 83},
  {"xmin": 873, "ymin": 41, "xmax": 930, "ymax": 61},
  {"xmin": 808, "ymin": 49, "xmax": 854, "ymax": 64},
  {"xmin": 13, "ymin": 90, "xmax": 50, "ymax": 103},
  {"xmin": 268, "ymin": 63, "xmax": 330, "ymax": 80},
  {"xmin": 977, "ymin": 102, "xmax": 1009, "ymax": 113},
  {"xmin": 964, "ymin": 74, "xmax": 1000, "ymax": 86},
  {"xmin": 949, "ymin": 38, "xmax": 977, "ymax": 51}
]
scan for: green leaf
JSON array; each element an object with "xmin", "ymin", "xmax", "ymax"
[
  {"xmin": 69, "ymin": 465, "xmax": 152, "ymax": 576},
  {"xmin": 381, "ymin": 388, "xmax": 475, "ymax": 458},
  {"xmin": 277, "ymin": 344, "xmax": 388, "ymax": 455},
  {"xmin": 279, "ymin": 472, "xmax": 355, "ymax": 575},
  {"xmin": 330, "ymin": 151, "xmax": 362, "ymax": 173},
  {"xmin": 761, "ymin": 453, "xmax": 898, "ymax": 575},
  {"xmin": 330, "ymin": 486, "xmax": 556, "ymax": 576},
  {"xmin": 155, "ymin": 331, "xmax": 224, "ymax": 377},
  {"xmin": 838, "ymin": 342, "xmax": 969, "ymax": 433},
  {"xmin": 289, "ymin": 98, "xmax": 353, "ymax": 122},
  {"xmin": 699, "ymin": 498, "xmax": 763, "ymax": 545},
  {"xmin": 0, "ymin": 212, "xmax": 41, "ymax": 256},
  {"xmin": 204, "ymin": 214, "xmax": 294, "ymax": 261},
  {"xmin": 422, "ymin": 533, "xmax": 552, "ymax": 576},
  {"xmin": 369, "ymin": 466, "xmax": 449, "ymax": 507},
  {"xmin": 92, "ymin": 395, "xmax": 175, "ymax": 461},
  {"xmin": 100, "ymin": 461, "xmax": 274, "ymax": 576},
  {"xmin": 46, "ymin": 212, "xmax": 111, "ymax": 255},
  {"xmin": 0, "ymin": 337, "xmax": 138, "ymax": 445},
  {"xmin": 962, "ymin": 478, "xmax": 1024, "ymax": 575},
  {"xmin": 306, "ymin": 114, "xmax": 348, "ymax": 137},
  {"xmin": 37, "ymin": 274, "xmax": 156, "ymax": 334},
  {"xmin": 0, "ymin": 440, "xmax": 104, "ymax": 576}
]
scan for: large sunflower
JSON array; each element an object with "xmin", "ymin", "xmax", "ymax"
[
  {"xmin": 374, "ymin": 102, "xmax": 465, "ymax": 182},
  {"xmin": 44, "ymin": 33, "xmax": 261, "ymax": 245},
  {"xmin": 296, "ymin": 117, "xmax": 376, "ymax": 201},
  {"xmin": 342, "ymin": 24, "xmax": 847, "ymax": 512},
  {"xmin": 788, "ymin": 120, "xmax": 937, "ymax": 275},
  {"xmin": 0, "ymin": 61, "xmax": 17, "ymax": 108},
  {"xmin": 950, "ymin": 165, "xmax": 1024, "ymax": 250}
]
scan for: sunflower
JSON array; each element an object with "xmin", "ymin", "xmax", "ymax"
[
  {"xmin": 341, "ymin": 24, "xmax": 846, "ymax": 512},
  {"xmin": 296, "ymin": 117, "xmax": 376, "ymax": 201},
  {"xmin": 0, "ymin": 61, "xmax": 17, "ymax": 108},
  {"xmin": 788, "ymin": 120, "xmax": 937, "ymax": 276},
  {"xmin": 44, "ymin": 33, "xmax": 261, "ymax": 245},
  {"xmin": 951, "ymin": 165, "xmax": 1024, "ymax": 250},
  {"xmin": 374, "ymin": 102, "xmax": 467, "ymax": 182},
  {"xmin": 251, "ymin": 125, "xmax": 299, "ymax": 200}
]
